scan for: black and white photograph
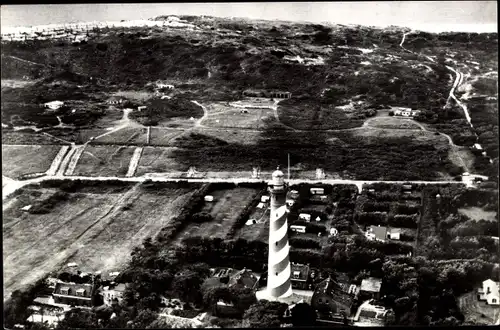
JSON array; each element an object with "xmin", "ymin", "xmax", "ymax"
[{"xmin": 1, "ymin": 1, "xmax": 498, "ymax": 328}]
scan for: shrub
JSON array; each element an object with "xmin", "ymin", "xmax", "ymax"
[
  {"xmin": 191, "ymin": 212, "xmax": 213, "ymax": 223},
  {"xmin": 289, "ymin": 237, "xmax": 322, "ymax": 250}
]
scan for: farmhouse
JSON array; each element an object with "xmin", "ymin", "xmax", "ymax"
[
  {"xmin": 311, "ymin": 276, "xmax": 354, "ymax": 320},
  {"xmin": 478, "ymin": 279, "xmax": 500, "ymax": 305},
  {"xmin": 360, "ymin": 277, "xmax": 382, "ymax": 300},
  {"xmin": 156, "ymin": 82, "xmax": 175, "ymax": 90},
  {"xmin": 100, "ymin": 283, "xmax": 129, "ymax": 306},
  {"xmin": 291, "ymin": 263, "xmax": 310, "ymax": 289},
  {"xmin": 53, "ymin": 282, "xmax": 96, "ymax": 307},
  {"xmin": 44, "ymin": 100, "xmax": 64, "ymax": 110}
]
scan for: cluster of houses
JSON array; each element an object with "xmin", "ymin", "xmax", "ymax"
[
  {"xmin": 392, "ymin": 107, "xmax": 421, "ymax": 117},
  {"xmin": 242, "ymin": 89, "xmax": 292, "ymax": 99},
  {"xmin": 1, "ymin": 17, "xmax": 195, "ymax": 42}
]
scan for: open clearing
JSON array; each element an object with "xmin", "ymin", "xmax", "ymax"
[
  {"xmin": 458, "ymin": 207, "xmax": 497, "ymax": 222},
  {"xmin": 2, "ymin": 144, "xmax": 62, "ymax": 179},
  {"xmin": 190, "ymin": 127, "xmax": 262, "ymax": 145},
  {"xmin": 353, "ymin": 128, "xmax": 450, "ymax": 146},
  {"xmin": 149, "ymin": 128, "xmax": 185, "ymax": 146},
  {"xmin": 201, "ymin": 102, "xmax": 276, "ymax": 129},
  {"xmin": 174, "ymin": 187, "xmax": 261, "ymax": 243},
  {"xmin": 72, "ymin": 145, "xmax": 136, "ymax": 177},
  {"xmin": 458, "ymin": 291, "xmax": 500, "ymax": 325},
  {"xmin": 2, "ymin": 182, "xmax": 197, "ymax": 301},
  {"xmin": 94, "ymin": 127, "xmax": 148, "ymax": 145},
  {"xmin": 135, "ymin": 147, "xmax": 186, "ymax": 175}
]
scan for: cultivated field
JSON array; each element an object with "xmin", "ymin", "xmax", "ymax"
[
  {"xmin": 135, "ymin": 147, "xmax": 186, "ymax": 175},
  {"xmin": 366, "ymin": 117, "xmax": 423, "ymax": 129},
  {"xmin": 201, "ymin": 102, "xmax": 276, "ymax": 129},
  {"xmin": 149, "ymin": 127, "xmax": 185, "ymax": 146},
  {"xmin": 72, "ymin": 145, "xmax": 136, "ymax": 177},
  {"xmin": 174, "ymin": 187, "xmax": 261, "ymax": 243},
  {"xmin": 2, "ymin": 144, "xmax": 63, "ymax": 179},
  {"xmin": 1, "ymin": 131, "xmax": 70, "ymax": 145},
  {"xmin": 2, "ymin": 182, "xmax": 198, "ymax": 301},
  {"xmin": 458, "ymin": 207, "xmax": 497, "ymax": 222},
  {"xmin": 189, "ymin": 127, "xmax": 262, "ymax": 145}
]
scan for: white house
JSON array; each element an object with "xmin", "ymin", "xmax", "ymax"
[
  {"xmin": 44, "ymin": 101, "xmax": 64, "ymax": 110},
  {"xmin": 101, "ymin": 283, "xmax": 129, "ymax": 306},
  {"xmin": 478, "ymin": 279, "xmax": 500, "ymax": 305},
  {"xmin": 310, "ymin": 187, "xmax": 324, "ymax": 195},
  {"xmin": 299, "ymin": 213, "xmax": 311, "ymax": 222},
  {"xmin": 204, "ymin": 195, "xmax": 214, "ymax": 202},
  {"xmin": 290, "ymin": 225, "xmax": 306, "ymax": 233}
]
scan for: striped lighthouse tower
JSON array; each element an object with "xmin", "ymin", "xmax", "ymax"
[{"xmin": 267, "ymin": 167, "xmax": 293, "ymax": 299}]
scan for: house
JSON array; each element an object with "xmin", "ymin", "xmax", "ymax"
[
  {"xmin": 101, "ymin": 283, "xmax": 129, "ymax": 306},
  {"xmin": 256, "ymin": 202, "xmax": 265, "ymax": 209},
  {"xmin": 473, "ymin": 143, "xmax": 483, "ymax": 150},
  {"xmin": 299, "ymin": 213, "xmax": 311, "ymax": 222},
  {"xmin": 365, "ymin": 225, "xmax": 388, "ymax": 242},
  {"xmin": 478, "ymin": 279, "xmax": 500, "ymax": 305},
  {"xmin": 310, "ymin": 187, "xmax": 325, "ymax": 195},
  {"xmin": 360, "ymin": 277, "xmax": 382, "ymax": 300},
  {"xmin": 21, "ymin": 205, "xmax": 32, "ymax": 212},
  {"xmin": 228, "ymin": 268, "xmax": 260, "ymax": 291},
  {"xmin": 156, "ymin": 82, "xmax": 175, "ymax": 90},
  {"xmin": 44, "ymin": 101, "xmax": 64, "ymax": 110},
  {"xmin": 261, "ymin": 195, "xmax": 270, "ymax": 203},
  {"xmin": 107, "ymin": 96, "xmax": 125, "ymax": 105},
  {"xmin": 204, "ymin": 195, "xmax": 214, "ymax": 202},
  {"xmin": 52, "ymin": 282, "xmax": 96, "ymax": 307},
  {"xmin": 290, "ymin": 225, "xmax": 306, "ymax": 233},
  {"xmin": 329, "ymin": 227, "xmax": 338, "ymax": 237},
  {"xmin": 26, "ymin": 303, "xmax": 68, "ymax": 327},
  {"xmin": 311, "ymin": 276, "xmax": 354, "ymax": 320},
  {"xmin": 353, "ymin": 299, "xmax": 393, "ymax": 326},
  {"xmin": 215, "ymin": 300, "xmax": 241, "ymax": 317},
  {"xmin": 315, "ymin": 216, "xmax": 322, "ymax": 222},
  {"xmin": 291, "ymin": 263, "xmax": 310, "ymax": 289}
]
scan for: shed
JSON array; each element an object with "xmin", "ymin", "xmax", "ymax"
[
  {"xmin": 245, "ymin": 219, "xmax": 257, "ymax": 226},
  {"xmin": 360, "ymin": 277, "xmax": 382, "ymax": 297},
  {"xmin": 204, "ymin": 195, "xmax": 214, "ymax": 202},
  {"xmin": 299, "ymin": 213, "xmax": 311, "ymax": 222},
  {"xmin": 21, "ymin": 205, "xmax": 32, "ymax": 212},
  {"xmin": 310, "ymin": 187, "xmax": 325, "ymax": 195},
  {"xmin": 320, "ymin": 195, "xmax": 328, "ymax": 200},
  {"xmin": 67, "ymin": 262, "xmax": 78, "ymax": 268},
  {"xmin": 388, "ymin": 228, "xmax": 401, "ymax": 240},
  {"xmin": 44, "ymin": 100, "xmax": 64, "ymax": 110},
  {"xmin": 315, "ymin": 216, "xmax": 322, "ymax": 222},
  {"xmin": 257, "ymin": 202, "xmax": 265, "ymax": 209},
  {"xmin": 261, "ymin": 196, "xmax": 270, "ymax": 203},
  {"xmin": 286, "ymin": 199, "xmax": 294, "ymax": 207},
  {"xmin": 330, "ymin": 227, "xmax": 338, "ymax": 237},
  {"xmin": 290, "ymin": 225, "xmax": 306, "ymax": 233},
  {"xmin": 474, "ymin": 143, "xmax": 483, "ymax": 150}
]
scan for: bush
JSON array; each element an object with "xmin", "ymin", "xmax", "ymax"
[
  {"xmin": 289, "ymin": 237, "xmax": 322, "ymax": 250},
  {"xmin": 191, "ymin": 212, "xmax": 213, "ymax": 223}
]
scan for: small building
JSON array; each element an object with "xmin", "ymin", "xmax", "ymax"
[
  {"xmin": 261, "ymin": 195, "xmax": 270, "ymax": 203},
  {"xmin": 215, "ymin": 300, "xmax": 240, "ymax": 317},
  {"xmin": 21, "ymin": 205, "xmax": 32, "ymax": 212},
  {"xmin": 256, "ymin": 202, "xmax": 265, "ymax": 209},
  {"xmin": 53, "ymin": 282, "xmax": 96, "ymax": 307},
  {"xmin": 204, "ymin": 195, "xmax": 214, "ymax": 202},
  {"xmin": 299, "ymin": 213, "xmax": 311, "ymax": 222},
  {"xmin": 387, "ymin": 228, "xmax": 401, "ymax": 240},
  {"xmin": 473, "ymin": 143, "xmax": 483, "ymax": 150},
  {"xmin": 360, "ymin": 277, "xmax": 382, "ymax": 300},
  {"xmin": 137, "ymin": 106, "xmax": 147, "ymax": 111},
  {"xmin": 310, "ymin": 187, "xmax": 325, "ymax": 195},
  {"xmin": 286, "ymin": 199, "xmax": 294, "ymax": 207},
  {"xmin": 478, "ymin": 279, "xmax": 500, "ymax": 305},
  {"xmin": 44, "ymin": 100, "xmax": 64, "ymax": 110},
  {"xmin": 101, "ymin": 283, "xmax": 129, "ymax": 306},
  {"xmin": 290, "ymin": 225, "xmax": 306, "ymax": 233},
  {"xmin": 107, "ymin": 96, "xmax": 125, "ymax": 105},
  {"xmin": 402, "ymin": 184, "xmax": 413, "ymax": 191},
  {"xmin": 315, "ymin": 216, "xmax": 322, "ymax": 222},
  {"xmin": 329, "ymin": 227, "xmax": 338, "ymax": 237},
  {"xmin": 246, "ymin": 219, "xmax": 257, "ymax": 226},
  {"xmin": 311, "ymin": 276, "xmax": 354, "ymax": 320},
  {"xmin": 353, "ymin": 299, "xmax": 393, "ymax": 326},
  {"xmin": 67, "ymin": 262, "xmax": 78, "ymax": 268},
  {"xmin": 290, "ymin": 263, "xmax": 310, "ymax": 289}
]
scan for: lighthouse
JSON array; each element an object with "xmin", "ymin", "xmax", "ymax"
[{"xmin": 267, "ymin": 167, "xmax": 293, "ymax": 299}]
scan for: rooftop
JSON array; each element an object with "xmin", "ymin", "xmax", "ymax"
[
  {"xmin": 53, "ymin": 282, "xmax": 94, "ymax": 299},
  {"xmin": 291, "ymin": 263, "xmax": 310, "ymax": 281},
  {"xmin": 368, "ymin": 226, "xmax": 388, "ymax": 241},
  {"xmin": 360, "ymin": 277, "xmax": 382, "ymax": 293}
]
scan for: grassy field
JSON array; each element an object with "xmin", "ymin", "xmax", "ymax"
[
  {"xmin": 366, "ymin": 117, "xmax": 423, "ymax": 129},
  {"xmin": 1, "ymin": 131, "xmax": 70, "ymax": 145},
  {"xmin": 94, "ymin": 127, "xmax": 148, "ymax": 145},
  {"xmin": 174, "ymin": 187, "xmax": 261, "ymax": 243},
  {"xmin": 149, "ymin": 128, "xmax": 185, "ymax": 146},
  {"xmin": 458, "ymin": 207, "xmax": 497, "ymax": 222},
  {"xmin": 202, "ymin": 108, "xmax": 276, "ymax": 130},
  {"xmin": 72, "ymin": 145, "xmax": 136, "ymax": 177},
  {"xmin": 235, "ymin": 204, "xmax": 270, "ymax": 243},
  {"xmin": 135, "ymin": 147, "xmax": 186, "ymax": 175},
  {"xmin": 190, "ymin": 127, "xmax": 262, "ymax": 145},
  {"xmin": 2, "ymin": 144, "xmax": 62, "ymax": 179},
  {"xmin": 2, "ymin": 182, "xmax": 197, "ymax": 301},
  {"xmin": 353, "ymin": 128, "xmax": 450, "ymax": 146}
]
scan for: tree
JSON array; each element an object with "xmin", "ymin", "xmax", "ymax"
[
  {"xmin": 243, "ymin": 300, "xmax": 288, "ymax": 328},
  {"xmin": 171, "ymin": 270, "xmax": 204, "ymax": 303},
  {"xmin": 56, "ymin": 308, "xmax": 99, "ymax": 329},
  {"xmin": 191, "ymin": 212, "xmax": 213, "ymax": 223},
  {"xmin": 291, "ymin": 302, "xmax": 317, "ymax": 326}
]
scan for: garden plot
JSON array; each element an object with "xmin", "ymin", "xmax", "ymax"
[
  {"xmin": 135, "ymin": 147, "xmax": 186, "ymax": 176},
  {"xmin": 72, "ymin": 145, "xmax": 136, "ymax": 177},
  {"xmin": 93, "ymin": 127, "xmax": 148, "ymax": 145},
  {"xmin": 2, "ymin": 144, "xmax": 63, "ymax": 179}
]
